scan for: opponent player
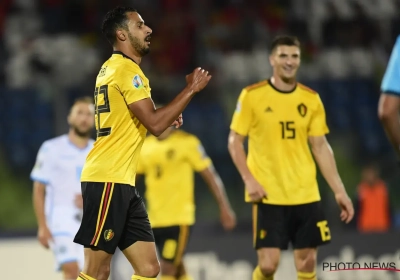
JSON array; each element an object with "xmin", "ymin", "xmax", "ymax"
[
  {"xmin": 31, "ymin": 97, "xmax": 95, "ymax": 280},
  {"xmin": 73, "ymin": 6, "xmax": 211, "ymax": 280},
  {"xmin": 378, "ymin": 35, "xmax": 400, "ymax": 158},
  {"xmin": 228, "ymin": 35, "xmax": 354, "ymax": 280},
  {"xmin": 137, "ymin": 124, "xmax": 236, "ymax": 280}
]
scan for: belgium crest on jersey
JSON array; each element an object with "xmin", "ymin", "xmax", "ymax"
[
  {"xmin": 166, "ymin": 149, "xmax": 175, "ymax": 159},
  {"xmin": 297, "ymin": 103, "xmax": 307, "ymax": 117}
]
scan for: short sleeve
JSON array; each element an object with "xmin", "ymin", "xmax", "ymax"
[
  {"xmin": 381, "ymin": 36, "xmax": 400, "ymax": 95},
  {"xmin": 119, "ymin": 69, "xmax": 151, "ymax": 105},
  {"xmin": 30, "ymin": 142, "xmax": 52, "ymax": 184},
  {"xmin": 230, "ymin": 89, "xmax": 252, "ymax": 136},
  {"xmin": 187, "ymin": 137, "xmax": 212, "ymax": 172},
  {"xmin": 308, "ymin": 95, "xmax": 330, "ymax": 136}
]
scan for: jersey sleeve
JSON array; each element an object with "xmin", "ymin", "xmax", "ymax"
[
  {"xmin": 230, "ymin": 88, "xmax": 252, "ymax": 136},
  {"xmin": 118, "ymin": 68, "xmax": 151, "ymax": 105},
  {"xmin": 381, "ymin": 36, "xmax": 400, "ymax": 95},
  {"xmin": 30, "ymin": 142, "xmax": 52, "ymax": 184},
  {"xmin": 308, "ymin": 95, "xmax": 330, "ymax": 136},
  {"xmin": 187, "ymin": 137, "xmax": 212, "ymax": 172}
]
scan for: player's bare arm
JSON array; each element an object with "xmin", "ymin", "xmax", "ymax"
[
  {"xmin": 199, "ymin": 164, "xmax": 236, "ymax": 230},
  {"xmin": 228, "ymin": 130, "xmax": 266, "ymax": 202},
  {"xmin": 378, "ymin": 94, "xmax": 400, "ymax": 158},
  {"xmin": 129, "ymin": 67, "xmax": 211, "ymax": 136},
  {"xmin": 32, "ymin": 181, "xmax": 53, "ymax": 249},
  {"xmin": 74, "ymin": 193, "xmax": 83, "ymax": 209},
  {"xmin": 308, "ymin": 135, "xmax": 354, "ymax": 223}
]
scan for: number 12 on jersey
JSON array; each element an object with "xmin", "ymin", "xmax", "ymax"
[
  {"xmin": 279, "ymin": 121, "xmax": 296, "ymax": 139},
  {"xmin": 94, "ymin": 85, "xmax": 111, "ymax": 137}
]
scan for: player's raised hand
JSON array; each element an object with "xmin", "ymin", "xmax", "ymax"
[
  {"xmin": 245, "ymin": 176, "xmax": 267, "ymax": 202},
  {"xmin": 220, "ymin": 206, "xmax": 237, "ymax": 231},
  {"xmin": 171, "ymin": 113, "xmax": 183, "ymax": 128},
  {"xmin": 37, "ymin": 225, "xmax": 53, "ymax": 249},
  {"xmin": 186, "ymin": 67, "xmax": 212, "ymax": 93},
  {"xmin": 335, "ymin": 192, "xmax": 354, "ymax": 224}
]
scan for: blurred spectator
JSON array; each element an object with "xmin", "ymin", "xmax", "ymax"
[{"xmin": 354, "ymin": 163, "xmax": 392, "ymax": 233}]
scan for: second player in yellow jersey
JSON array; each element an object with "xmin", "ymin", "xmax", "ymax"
[
  {"xmin": 228, "ymin": 35, "xmax": 354, "ymax": 280},
  {"xmin": 231, "ymin": 77, "xmax": 329, "ymax": 205},
  {"xmin": 137, "ymin": 126, "xmax": 236, "ymax": 280}
]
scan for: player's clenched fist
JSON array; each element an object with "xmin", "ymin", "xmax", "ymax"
[
  {"xmin": 186, "ymin": 67, "xmax": 212, "ymax": 93},
  {"xmin": 171, "ymin": 113, "xmax": 183, "ymax": 128}
]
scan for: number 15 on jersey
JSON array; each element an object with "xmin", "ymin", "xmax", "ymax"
[{"xmin": 279, "ymin": 121, "xmax": 296, "ymax": 139}]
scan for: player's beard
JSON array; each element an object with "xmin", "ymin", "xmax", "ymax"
[
  {"xmin": 128, "ymin": 32, "xmax": 149, "ymax": 56},
  {"xmin": 72, "ymin": 126, "xmax": 92, "ymax": 138}
]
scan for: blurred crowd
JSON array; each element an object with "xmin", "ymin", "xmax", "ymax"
[{"xmin": 1, "ymin": 0, "xmax": 400, "ymax": 229}]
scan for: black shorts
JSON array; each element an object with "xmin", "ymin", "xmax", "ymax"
[
  {"xmin": 153, "ymin": 225, "xmax": 192, "ymax": 265},
  {"xmin": 253, "ymin": 201, "xmax": 331, "ymax": 250},
  {"xmin": 74, "ymin": 182, "xmax": 154, "ymax": 254}
]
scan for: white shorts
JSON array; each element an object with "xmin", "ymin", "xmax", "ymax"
[
  {"xmin": 47, "ymin": 207, "xmax": 84, "ymax": 271},
  {"xmin": 50, "ymin": 234, "xmax": 84, "ymax": 271}
]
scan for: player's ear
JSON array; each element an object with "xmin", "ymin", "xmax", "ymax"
[
  {"xmin": 269, "ymin": 54, "xmax": 275, "ymax": 67},
  {"xmin": 116, "ymin": 29, "xmax": 126, "ymax": 42}
]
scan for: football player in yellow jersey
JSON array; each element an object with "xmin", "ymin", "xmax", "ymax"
[
  {"xmin": 73, "ymin": 6, "xmax": 212, "ymax": 280},
  {"xmin": 228, "ymin": 35, "xmax": 355, "ymax": 280},
  {"xmin": 137, "ymin": 123, "xmax": 236, "ymax": 280}
]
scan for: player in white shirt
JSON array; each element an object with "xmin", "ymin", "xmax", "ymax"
[{"xmin": 31, "ymin": 97, "xmax": 95, "ymax": 280}]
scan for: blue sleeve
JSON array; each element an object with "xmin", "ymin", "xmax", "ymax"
[{"xmin": 381, "ymin": 35, "xmax": 400, "ymax": 96}]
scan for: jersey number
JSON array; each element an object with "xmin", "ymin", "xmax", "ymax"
[
  {"xmin": 316, "ymin": 220, "xmax": 331, "ymax": 242},
  {"xmin": 94, "ymin": 85, "xmax": 111, "ymax": 137},
  {"xmin": 279, "ymin": 121, "xmax": 296, "ymax": 139}
]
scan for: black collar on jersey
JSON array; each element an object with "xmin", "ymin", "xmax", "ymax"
[
  {"xmin": 112, "ymin": 51, "xmax": 138, "ymax": 64},
  {"xmin": 268, "ymin": 78, "xmax": 297, "ymax": 94}
]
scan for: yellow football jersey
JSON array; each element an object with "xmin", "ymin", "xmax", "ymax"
[
  {"xmin": 81, "ymin": 51, "xmax": 151, "ymax": 186},
  {"xmin": 137, "ymin": 130, "xmax": 211, "ymax": 227},
  {"xmin": 230, "ymin": 79, "xmax": 329, "ymax": 205}
]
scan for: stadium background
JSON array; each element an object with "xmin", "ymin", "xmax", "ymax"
[{"xmin": 1, "ymin": 0, "xmax": 400, "ymax": 279}]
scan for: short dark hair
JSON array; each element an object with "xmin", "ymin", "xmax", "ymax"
[
  {"xmin": 101, "ymin": 6, "xmax": 137, "ymax": 45},
  {"xmin": 271, "ymin": 35, "xmax": 300, "ymax": 52}
]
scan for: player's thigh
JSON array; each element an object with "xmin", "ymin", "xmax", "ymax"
[
  {"xmin": 253, "ymin": 203, "xmax": 289, "ymax": 250},
  {"xmin": 51, "ymin": 235, "xmax": 80, "ymax": 276},
  {"xmin": 74, "ymin": 182, "xmax": 132, "ymax": 255},
  {"xmin": 292, "ymin": 201, "xmax": 331, "ymax": 249},
  {"xmin": 153, "ymin": 226, "xmax": 191, "ymax": 266}
]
